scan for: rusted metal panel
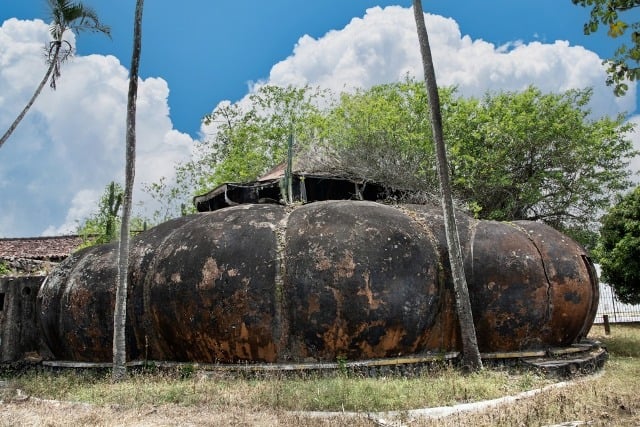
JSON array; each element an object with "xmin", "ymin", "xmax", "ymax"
[
  {"xmin": 468, "ymin": 221, "xmax": 554, "ymax": 352},
  {"xmin": 128, "ymin": 213, "xmax": 202, "ymax": 361},
  {"xmin": 512, "ymin": 221, "xmax": 598, "ymax": 345},
  {"xmin": 38, "ymin": 243, "xmax": 123, "ymax": 362},
  {"xmin": 140, "ymin": 205, "xmax": 283, "ymax": 363},
  {"xmin": 38, "ymin": 201, "xmax": 598, "ymax": 364},
  {"xmin": 284, "ymin": 201, "xmax": 441, "ymax": 361}
]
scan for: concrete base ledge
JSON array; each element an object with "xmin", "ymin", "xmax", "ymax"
[{"xmin": 32, "ymin": 340, "xmax": 607, "ymax": 379}]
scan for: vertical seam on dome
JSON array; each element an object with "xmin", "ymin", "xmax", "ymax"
[
  {"xmin": 392, "ymin": 204, "xmax": 445, "ymax": 350},
  {"xmin": 273, "ymin": 206, "xmax": 294, "ymax": 362},
  {"xmin": 508, "ymin": 222, "xmax": 553, "ymax": 325}
]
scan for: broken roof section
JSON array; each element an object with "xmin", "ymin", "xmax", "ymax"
[{"xmin": 193, "ymin": 163, "xmax": 404, "ymax": 212}]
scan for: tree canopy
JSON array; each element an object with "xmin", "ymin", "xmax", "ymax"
[
  {"xmin": 572, "ymin": 0, "xmax": 640, "ymax": 95},
  {"xmin": 145, "ymin": 81, "xmax": 637, "ymax": 246},
  {"xmin": 598, "ymin": 185, "xmax": 640, "ymax": 304},
  {"xmin": 144, "ymin": 85, "xmax": 328, "ymax": 223},
  {"xmin": 200, "ymin": 85, "xmax": 329, "ymax": 190},
  {"xmin": 304, "ymin": 81, "xmax": 438, "ymax": 191},
  {"xmin": 315, "ymin": 83, "xmax": 636, "ymax": 240},
  {"xmin": 445, "ymin": 86, "xmax": 636, "ymax": 236}
]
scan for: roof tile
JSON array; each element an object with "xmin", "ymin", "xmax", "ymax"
[{"xmin": 0, "ymin": 236, "xmax": 85, "ymax": 260}]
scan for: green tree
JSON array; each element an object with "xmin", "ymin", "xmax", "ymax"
[
  {"xmin": 0, "ymin": 0, "xmax": 110, "ymax": 149},
  {"xmin": 308, "ymin": 82, "xmax": 636, "ymax": 247},
  {"xmin": 143, "ymin": 85, "xmax": 329, "ymax": 219},
  {"xmin": 148, "ymin": 82, "xmax": 636, "ymax": 248},
  {"xmin": 446, "ymin": 87, "xmax": 637, "ymax": 240},
  {"xmin": 143, "ymin": 174, "xmax": 194, "ymax": 224},
  {"xmin": 0, "ymin": 261, "xmax": 12, "ymax": 276},
  {"xmin": 113, "ymin": 0, "xmax": 144, "ymax": 382},
  {"xmin": 412, "ymin": 0, "xmax": 482, "ymax": 371},
  {"xmin": 77, "ymin": 182, "xmax": 123, "ymax": 247},
  {"xmin": 572, "ymin": 0, "xmax": 640, "ymax": 95},
  {"xmin": 305, "ymin": 79, "xmax": 439, "ymax": 191},
  {"xmin": 598, "ymin": 186, "xmax": 640, "ymax": 304},
  {"xmin": 201, "ymin": 85, "xmax": 328, "ymax": 190}
]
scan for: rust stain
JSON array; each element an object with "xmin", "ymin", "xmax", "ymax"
[
  {"xmin": 378, "ymin": 327, "xmax": 407, "ymax": 352},
  {"xmin": 313, "ymin": 245, "xmax": 331, "ymax": 271},
  {"xmin": 234, "ymin": 341, "xmax": 252, "ymax": 359},
  {"xmin": 322, "ymin": 322, "xmax": 350, "ymax": 353},
  {"xmin": 357, "ymin": 270, "xmax": 383, "ymax": 310},
  {"xmin": 239, "ymin": 322, "xmax": 249, "ymax": 340},
  {"xmin": 335, "ymin": 250, "xmax": 356, "ymax": 279},
  {"xmin": 69, "ymin": 286, "xmax": 92, "ymax": 308},
  {"xmin": 199, "ymin": 257, "xmax": 220, "ymax": 290},
  {"xmin": 420, "ymin": 290, "xmax": 458, "ymax": 352},
  {"xmin": 308, "ymin": 293, "xmax": 320, "ymax": 316},
  {"xmin": 257, "ymin": 341, "xmax": 278, "ymax": 362}
]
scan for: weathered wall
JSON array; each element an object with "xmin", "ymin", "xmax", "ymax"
[
  {"xmin": 0, "ymin": 258, "xmax": 59, "ymax": 277},
  {"xmin": 0, "ymin": 276, "xmax": 44, "ymax": 362},
  {"xmin": 38, "ymin": 201, "xmax": 599, "ymax": 364}
]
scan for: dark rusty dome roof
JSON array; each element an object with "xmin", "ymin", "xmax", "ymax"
[{"xmin": 39, "ymin": 201, "xmax": 598, "ymax": 364}]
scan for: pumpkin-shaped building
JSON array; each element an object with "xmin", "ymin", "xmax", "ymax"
[{"xmin": 37, "ymin": 170, "xmax": 599, "ymax": 364}]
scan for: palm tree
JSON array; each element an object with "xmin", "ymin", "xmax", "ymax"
[
  {"xmin": 112, "ymin": 0, "xmax": 144, "ymax": 381},
  {"xmin": 0, "ymin": 0, "xmax": 110, "ymax": 149},
  {"xmin": 412, "ymin": 0, "xmax": 482, "ymax": 371}
]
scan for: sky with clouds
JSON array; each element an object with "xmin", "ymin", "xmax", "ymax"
[{"xmin": 0, "ymin": 1, "xmax": 639, "ymax": 237}]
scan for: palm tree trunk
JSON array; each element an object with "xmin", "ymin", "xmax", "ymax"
[
  {"xmin": 412, "ymin": 0, "xmax": 482, "ymax": 371},
  {"xmin": 113, "ymin": 0, "xmax": 144, "ymax": 381},
  {"xmin": 0, "ymin": 43, "xmax": 60, "ymax": 149}
]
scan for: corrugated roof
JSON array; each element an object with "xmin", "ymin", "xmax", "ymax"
[{"xmin": 0, "ymin": 236, "xmax": 84, "ymax": 260}]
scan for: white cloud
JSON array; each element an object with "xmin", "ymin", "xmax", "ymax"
[
  {"xmin": 41, "ymin": 188, "xmax": 101, "ymax": 236},
  {"xmin": 2, "ymin": 6, "xmax": 638, "ymax": 237},
  {"xmin": 0, "ymin": 18, "xmax": 194, "ymax": 237},
  {"xmin": 203, "ymin": 5, "xmax": 635, "ymax": 136}
]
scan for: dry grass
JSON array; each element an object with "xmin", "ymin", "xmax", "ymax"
[
  {"xmin": 0, "ymin": 324, "xmax": 638, "ymax": 426},
  {"xmin": 3, "ymin": 365, "xmax": 550, "ymax": 413},
  {"xmin": 442, "ymin": 324, "xmax": 640, "ymax": 426}
]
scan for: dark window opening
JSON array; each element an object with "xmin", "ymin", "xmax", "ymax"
[
  {"xmin": 0, "ymin": 292, "xmax": 4, "ymax": 312},
  {"xmin": 22, "ymin": 287, "xmax": 31, "ymax": 296}
]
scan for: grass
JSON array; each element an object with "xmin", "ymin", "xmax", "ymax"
[
  {"xmin": 2, "ymin": 363, "xmax": 552, "ymax": 412},
  {"xmin": 1, "ymin": 324, "xmax": 638, "ymax": 426},
  {"xmin": 448, "ymin": 324, "xmax": 640, "ymax": 426}
]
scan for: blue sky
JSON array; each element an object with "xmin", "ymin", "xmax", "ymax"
[{"xmin": 1, "ymin": 1, "xmax": 639, "ymax": 237}]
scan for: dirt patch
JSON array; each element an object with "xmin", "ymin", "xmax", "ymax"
[{"xmin": 0, "ymin": 395, "xmax": 369, "ymax": 427}]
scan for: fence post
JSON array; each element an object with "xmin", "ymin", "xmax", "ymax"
[{"xmin": 603, "ymin": 314, "xmax": 611, "ymax": 335}]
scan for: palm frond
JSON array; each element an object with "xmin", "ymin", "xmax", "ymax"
[{"xmin": 47, "ymin": 0, "xmax": 111, "ymax": 41}]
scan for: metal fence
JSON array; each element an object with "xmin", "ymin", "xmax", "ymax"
[{"xmin": 594, "ymin": 280, "xmax": 640, "ymax": 324}]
